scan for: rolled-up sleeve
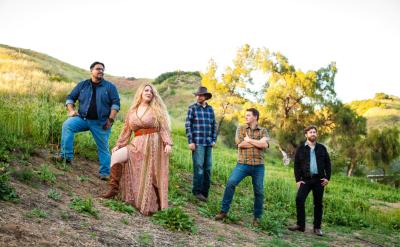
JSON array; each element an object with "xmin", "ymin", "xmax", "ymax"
[
  {"xmin": 110, "ymin": 85, "xmax": 120, "ymax": 111},
  {"xmin": 65, "ymin": 82, "xmax": 82, "ymax": 106},
  {"xmin": 235, "ymin": 127, "xmax": 244, "ymax": 145}
]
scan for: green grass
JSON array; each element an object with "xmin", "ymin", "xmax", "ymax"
[
  {"xmin": 47, "ymin": 188, "xmax": 62, "ymax": 201},
  {"xmin": 0, "ymin": 163, "xmax": 19, "ymax": 201},
  {"xmin": 0, "ymin": 44, "xmax": 399, "ymax": 245},
  {"xmin": 26, "ymin": 208, "xmax": 48, "ymax": 219},
  {"xmin": 152, "ymin": 207, "xmax": 196, "ymax": 233},
  {"xmin": 102, "ymin": 199, "xmax": 136, "ymax": 215},
  {"xmin": 137, "ymin": 231, "xmax": 154, "ymax": 246},
  {"xmin": 69, "ymin": 196, "xmax": 99, "ymax": 219},
  {"xmin": 36, "ymin": 164, "xmax": 57, "ymax": 184}
]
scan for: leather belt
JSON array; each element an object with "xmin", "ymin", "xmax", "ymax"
[{"xmin": 134, "ymin": 128, "xmax": 159, "ymax": 137}]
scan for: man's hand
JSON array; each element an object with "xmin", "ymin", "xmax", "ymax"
[
  {"xmin": 68, "ymin": 110, "xmax": 79, "ymax": 117},
  {"xmin": 188, "ymin": 143, "xmax": 196, "ymax": 151},
  {"xmin": 296, "ymin": 181, "xmax": 305, "ymax": 189},
  {"xmin": 103, "ymin": 118, "xmax": 114, "ymax": 130},
  {"xmin": 244, "ymin": 133, "xmax": 251, "ymax": 143},
  {"xmin": 320, "ymin": 178, "xmax": 329, "ymax": 187}
]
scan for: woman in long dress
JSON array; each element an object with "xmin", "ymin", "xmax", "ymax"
[{"xmin": 102, "ymin": 83, "xmax": 172, "ymax": 215}]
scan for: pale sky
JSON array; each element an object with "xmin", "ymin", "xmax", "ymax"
[{"xmin": 0, "ymin": 0, "xmax": 399, "ymax": 102}]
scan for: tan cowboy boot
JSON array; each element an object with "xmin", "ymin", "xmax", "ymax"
[{"xmin": 101, "ymin": 163, "xmax": 122, "ymax": 199}]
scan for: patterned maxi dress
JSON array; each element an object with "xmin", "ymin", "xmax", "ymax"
[{"xmin": 114, "ymin": 108, "xmax": 172, "ymax": 215}]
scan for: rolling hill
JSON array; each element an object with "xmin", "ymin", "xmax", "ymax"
[{"xmin": 348, "ymin": 93, "xmax": 400, "ymax": 130}]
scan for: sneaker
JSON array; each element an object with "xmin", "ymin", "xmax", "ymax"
[
  {"xmin": 195, "ymin": 194, "xmax": 208, "ymax": 202},
  {"xmin": 288, "ymin": 225, "xmax": 305, "ymax": 232},
  {"xmin": 215, "ymin": 212, "xmax": 227, "ymax": 221}
]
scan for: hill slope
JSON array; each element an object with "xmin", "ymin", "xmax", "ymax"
[
  {"xmin": 1, "ymin": 45, "xmax": 399, "ymax": 247},
  {"xmin": 348, "ymin": 93, "xmax": 400, "ymax": 130}
]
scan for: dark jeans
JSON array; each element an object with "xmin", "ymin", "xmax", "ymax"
[
  {"xmin": 296, "ymin": 176, "xmax": 325, "ymax": 229},
  {"xmin": 221, "ymin": 163, "xmax": 265, "ymax": 219},
  {"xmin": 192, "ymin": 145, "xmax": 212, "ymax": 197}
]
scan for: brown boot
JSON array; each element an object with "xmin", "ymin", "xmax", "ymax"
[
  {"xmin": 101, "ymin": 163, "xmax": 122, "ymax": 199},
  {"xmin": 215, "ymin": 212, "xmax": 227, "ymax": 221}
]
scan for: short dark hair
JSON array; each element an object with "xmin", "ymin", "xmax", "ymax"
[
  {"xmin": 304, "ymin": 125, "xmax": 317, "ymax": 134},
  {"xmin": 246, "ymin": 108, "xmax": 259, "ymax": 121},
  {"xmin": 90, "ymin": 61, "xmax": 105, "ymax": 70}
]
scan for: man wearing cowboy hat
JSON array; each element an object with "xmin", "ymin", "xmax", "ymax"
[{"xmin": 185, "ymin": 86, "xmax": 217, "ymax": 202}]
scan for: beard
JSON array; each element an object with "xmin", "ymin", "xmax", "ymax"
[{"xmin": 307, "ymin": 136, "xmax": 317, "ymax": 142}]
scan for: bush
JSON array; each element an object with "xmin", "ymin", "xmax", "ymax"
[
  {"xmin": 152, "ymin": 207, "xmax": 196, "ymax": 233},
  {"xmin": 26, "ymin": 208, "xmax": 48, "ymax": 218},
  {"xmin": 0, "ymin": 163, "xmax": 18, "ymax": 201},
  {"xmin": 69, "ymin": 196, "xmax": 99, "ymax": 218},
  {"xmin": 36, "ymin": 164, "xmax": 56, "ymax": 184},
  {"xmin": 47, "ymin": 188, "xmax": 62, "ymax": 201}
]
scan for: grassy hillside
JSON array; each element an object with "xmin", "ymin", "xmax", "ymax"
[
  {"xmin": 0, "ymin": 45, "xmax": 399, "ymax": 246},
  {"xmin": 348, "ymin": 93, "xmax": 400, "ymax": 130}
]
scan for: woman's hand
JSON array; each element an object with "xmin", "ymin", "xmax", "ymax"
[
  {"xmin": 164, "ymin": 144, "xmax": 172, "ymax": 154},
  {"xmin": 111, "ymin": 146, "xmax": 119, "ymax": 153}
]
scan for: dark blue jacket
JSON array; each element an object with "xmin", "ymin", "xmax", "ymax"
[{"xmin": 66, "ymin": 79, "xmax": 120, "ymax": 125}]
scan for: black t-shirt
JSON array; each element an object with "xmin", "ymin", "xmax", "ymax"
[{"xmin": 86, "ymin": 81, "xmax": 99, "ymax": 119}]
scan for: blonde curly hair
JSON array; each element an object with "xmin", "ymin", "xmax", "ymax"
[{"xmin": 129, "ymin": 83, "xmax": 171, "ymax": 130}]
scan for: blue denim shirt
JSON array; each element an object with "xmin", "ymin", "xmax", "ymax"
[{"xmin": 66, "ymin": 79, "xmax": 120, "ymax": 125}]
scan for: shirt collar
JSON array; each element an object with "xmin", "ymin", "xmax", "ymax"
[
  {"xmin": 196, "ymin": 102, "xmax": 208, "ymax": 108},
  {"xmin": 305, "ymin": 141, "xmax": 317, "ymax": 147},
  {"xmin": 246, "ymin": 124, "xmax": 261, "ymax": 130}
]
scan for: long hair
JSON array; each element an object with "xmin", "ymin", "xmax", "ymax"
[{"xmin": 129, "ymin": 83, "xmax": 171, "ymax": 130}]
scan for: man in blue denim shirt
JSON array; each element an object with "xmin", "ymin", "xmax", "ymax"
[
  {"xmin": 54, "ymin": 62, "xmax": 120, "ymax": 180},
  {"xmin": 185, "ymin": 86, "xmax": 217, "ymax": 202}
]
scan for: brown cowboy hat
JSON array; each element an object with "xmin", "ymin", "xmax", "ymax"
[{"xmin": 194, "ymin": 86, "xmax": 212, "ymax": 100}]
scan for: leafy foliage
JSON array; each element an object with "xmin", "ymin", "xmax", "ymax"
[{"xmin": 152, "ymin": 207, "xmax": 196, "ymax": 233}]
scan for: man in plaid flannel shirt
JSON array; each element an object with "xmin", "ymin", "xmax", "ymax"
[
  {"xmin": 215, "ymin": 108, "xmax": 270, "ymax": 227},
  {"xmin": 185, "ymin": 86, "xmax": 217, "ymax": 202}
]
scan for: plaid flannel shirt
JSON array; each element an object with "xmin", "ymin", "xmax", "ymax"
[
  {"xmin": 235, "ymin": 124, "xmax": 270, "ymax": 165},
  {"xmin": 185, "ymin": 102, "xmax": 217, "ymax": 146}
]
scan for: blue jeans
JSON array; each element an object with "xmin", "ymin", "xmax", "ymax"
[
  {"xmin": 221, "ymin": 163, "xmax": 265, "ymax": 218},
  {"xmin": 60, "ymin": 116, "xmax": 111, "ymax": 176},
  {"xmin": 192, "ymin": 145, "xmax": 212, "ymax": 198}
]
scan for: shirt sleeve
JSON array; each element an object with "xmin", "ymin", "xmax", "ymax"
[
  {"xmin": 65, "ymin": 81, "xmax": 83, "ymax": 106},
  {"xmin": 185, "ymin": 107, "xmax": 194, "ymax": 144},
  {"xmin": 159, "ymin": 120, "xmax": 173, "ymax": 146},
  {"xmin": 115, "ymin": 112, "xmax": 133, "ymax": 149},
  {"xmin": 235, "ymin": 126, "xmax": 244, "ymax": 145},
  {"xmin": 263, "ymin": 128, "xmax": 270, "ymax": 142},
  {"xmin": 211, "ymin": 108, "xmax": 217, "ymax": 143}
]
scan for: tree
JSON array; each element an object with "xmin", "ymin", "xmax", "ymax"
[
  {"xmin": 329, "ymin": 103, "xmax": 367, "ymax": 176},
  {"xmin": 364, "ymin": 127, "xmax": 400, "ymax": 175},
  {"xmin": 201, "ymin": 45, "xmax": 251, "ymax": 137},
  {"xmin": 253, "ymin": 47, "xmax": 338, "ymax": 156}
]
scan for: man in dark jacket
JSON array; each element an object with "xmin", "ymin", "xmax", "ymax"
[
  {"xmin": 54, "ymin": 62, "xmax": 120, "ymax": 180},
  {"xmin": 288, "ymin": 125, "xmax": 331, "ymax": 236}
]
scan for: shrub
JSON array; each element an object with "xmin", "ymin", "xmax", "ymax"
[
  {"xmin": 152, "ymin": 207, "xmax": 196, "ymax": 233},
  {"xmin": 69, "ymin": 196, "xmax": 99, "ymax": 218}
]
